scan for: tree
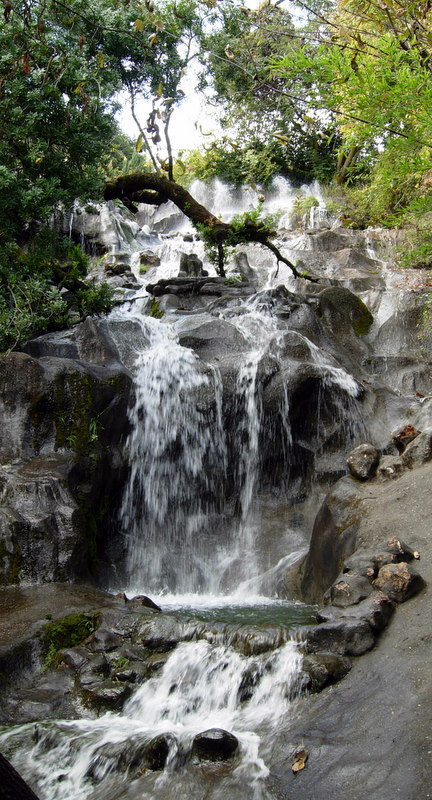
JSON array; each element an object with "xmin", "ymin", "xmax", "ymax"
[{"xmin": 273, "ymin": 0, "xmax": 432, "ymax": 217}]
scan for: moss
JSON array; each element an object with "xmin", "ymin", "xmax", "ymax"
[
  {"xmin": 42, "ymin": 611, "xmax": 99, "ymax": 668},
  {"xmin": 352, "ymin": 299, "xmax": 374, "ymax": 336},
  {"xmin": 149, "ymin": 298, "xmax": 164, "ymax": 319},
  {"xmin": 53, "ymin": 372, "xmax": 103, "ymax": 456}
]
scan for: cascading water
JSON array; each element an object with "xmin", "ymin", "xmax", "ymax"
[
  {"xmin": 119, "ymin": 314, "xmax": 227, "ymax": 595},
  {"xmin": 2, "ymin": 177, "xmax": 392, "ymax": 800}
]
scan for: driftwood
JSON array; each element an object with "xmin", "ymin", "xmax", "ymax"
[{"xmin": 104, "ymin": 172, "xmax": 311, "ymax": 279}]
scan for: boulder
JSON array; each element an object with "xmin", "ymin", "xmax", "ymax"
[
  {"xmin": 305, "ymin": 618, "xmax": 375, "ymax": 656},
  {"xmin": 301, "ymin": 652, "xmax": 352, "ymax": 693},
  {"xmin": 374, "ymin": 562, "xmax": 425, "ymax": 602},
  {"xmin": 391, "ymin": 424, "xmax": 420, "ymax": 454},
  {"xmin": 191, "ymin": 728, "xmax": 239, "ymax": 762},
  {"xmin": 83, "ymin": 680, "xmax": 133, "ymax": 711},
  {"xmin": 179, "ymin": 252, "xmax": 204, "ymax": 277},
  {"xmin": 327, "ymin": 573, "xmax": 374, "ymax": 607},
  {"xmin": 346, "ymin": 443, "xmax": 380, "ymax": 481}
]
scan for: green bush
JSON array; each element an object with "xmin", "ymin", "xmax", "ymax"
[{"xmin": 0, "ymin": 230, "xmax": 115, "ymax": 353}]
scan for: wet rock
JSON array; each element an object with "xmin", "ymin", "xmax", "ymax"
[
  {"xmin": 176, "ymin": 316, "xmax": 249, "ymax": 363},
  {"xmin": 86, "ymin": 733, "xmax": 176, "ymax": 781},
  {"xmin": 79, "ymin": 653, "xmax": 110, "ymax": 686},
  {"xmin": 126, "ymin": 594, "xmax": 162, "ymax": 612},
  {"xmin": 83, "ymin": 680, "xmax": 133, "ymax": 711},
  {"xmin": 327, "ymin": 573, "xmax": 374, "ymax": 607},
  {"xmin": 191, "ymin": 728, "xmax": 239, "ymax": 762},
  {"xmin": 377, "ymin": 454, "xmax": 406, "ymax": 481},
  {"xmin": 374, "ymin": 562, "xmax": 426, "ymax": 602},
  {"xmin": 90, "ymin": 628, "xmax": 124, "ymax": 652},
  {"xmin": 142, "ymin": 651, "xmax": 171, "ymax": 677},
  {"xmin": 306, "ymin": 618, "xmax": 375, "ymax": 656},
  {"xmin": 58, "ymin": 645, "xmax": 90, "ymax": 671},
  {"xmin": 301, "ymin": 652, "xmax": 352, "ymax": 693},
  {"xmin": 142, "ymin": 733, "xmax": 176, "ymax": 770},
  {"xmin": 0, "ymin": 752, "xmax": 41, "ymax": 800},
  {"xmin": 135, "ymin": 614, "xmax": 185, "ymax": 652},
  {"xmin": 111, "ymin": 660, "xmax": 149, "ymax": 683},
  {"xmin": 179, "ymin": 252, "xmax": 204, "ymax": 277},
  {"xmin": 318, "ymin": 286, "xmax": 373, "ymax": 351},
  {"xmin": 346, "ymin": 443, "xmax": 380, "ymax": 481},
  {"xmin": 139, "ymin": 249, "xmax": 161, "ymax": 268}
]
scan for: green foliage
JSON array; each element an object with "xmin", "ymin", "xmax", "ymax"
[
  {"xmin": 292, "ymin": 195, "xmax": 319, "ymax": 218},
  {"xmin": 149, "ymin": 298, "xmax": 164, "ymax": 318},
  {"xmin": 42, "ymin": 611, "xmax": 99, "ymax": 668},
  {"xmin": 0, "ymin": 232, "xmax": 115, "ymax": 353}
]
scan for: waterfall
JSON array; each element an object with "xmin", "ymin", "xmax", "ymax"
[{"xmin": 120, "ymin": 315, "xmax": 227, "ymax": 595}]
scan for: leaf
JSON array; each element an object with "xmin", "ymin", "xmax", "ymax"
[
  {"xmin": 292, "ymin": 747, "xmax": 308, "ymax": 774},
  {"xmin": 157, "ymin": 82, "xmax": 163, "ymax": 97},
  {"xmin": 134, "ymin": 19, "xmax": 146, "ymax": 31},
  {"xmin": 148, "ymin": 33, "xmax": 159, "ymax": 46},
  {"xmin": 135, "ymin": 133, "xmax": 144, "ymax": 152},
  {"xmin": 97, "ymin": 52, "xmax": 105, "ymax": 69}
]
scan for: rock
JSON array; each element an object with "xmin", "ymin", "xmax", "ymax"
[
  {"xmin": 111, "ymin": 660, "xmax": 149, "ymax": 683},
  {"xmin": 346, "ymin": 444, "xmax": 380, "ymax": 481},
  {"xmin": 191, "ymin": 729, "xmax": 239, "ymax": 762},
  {"xmin": 90, "ymin": 628, "xmax": 124, "ymax": 652},
  {"xmin": 78, "ymin": 653, "xmax": 110, "ymax": 686},
  {"xmin": 83, "ymin": 680, "xmax": 133, "ymax": 711},
  {"xmin": 142, "ymin": 733, "xmax": 176, "ymax": 770},
  {"xmin": 306, "ymin": 618, "xmax": 375, "ymax": 656},
  {"xmin": 0, "ymin": 752, "xmax": 41, "ymax": 800},
  {"xmin": 86, "ymin": 733, "xmax": 176, "ymax": 780},
  {"xmin": 58, "ymin": 646, "xmax": 90, "ymax": 671},
  {"xmin": 317, "ymin": 591, "xmax": 394, "ymax": 634},
  {"xmin": 386, "ymin": 536, "xmax": 420, "ymax": 562},
  {"xmin": 301, "ymin": 652, "xmax": 352, "ymax": 693},
  {"xmin": 401, "ymin": 429, "xmax": 432, "ymax": 467},
  {"xmin": 139, "ymin": 249, "xmax": 161, "ymax": 267},
  {"xmin": 318, "ymin": 286, "xmax": 373, "ymax": 340},
  {"xmin": 301, "ymin": 477, "xmax": 363, "ymax": 603},
  {"xmin": 374, "ymin": 562, "xmax": 426, "ymax": 602},
  {"xmin": 327, "ymin": 573, "xmax": 374, "ymax": 607},
  {"xmin": 377, "ymin": 454, "xmax": 406, "ymax": 481},
  {"xmin": 179, "ymin": 252, "xmax": 204, "ymax": 277},
  {"xmin": 135, "ymin": 614, "xmax": 185, "ymax": 652},
  {"xmin": 126, "ymin": 594, "xmax": 162, "ymax": 612},
  {"xmin": 234, "ymin": 251, "xmax": 256, "ymax": 281},
  {"xmin": 342, "ymin": 553, "xmax": 377, "ymax": 579},
  {"xmin": 391, "ymin": 424, "xmax": 420, "ymax": 453}
]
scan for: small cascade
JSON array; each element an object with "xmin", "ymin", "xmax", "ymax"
[{"xmin": 0, "ymin": 636, "xmax": 303, "ymax": 800}]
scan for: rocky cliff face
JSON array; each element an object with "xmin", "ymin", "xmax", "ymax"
[{"xmin": 1, "ymin": 194, "xmax": 432, "ymax": 597}]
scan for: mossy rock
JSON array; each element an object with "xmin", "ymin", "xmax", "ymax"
[
  {"xmin": 42, "ymin": 611, "xmax": 99, "ymax": 667},
  {"xmin": 318, "ymin": 286, "xmax": 373, "ymax": 337}
]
